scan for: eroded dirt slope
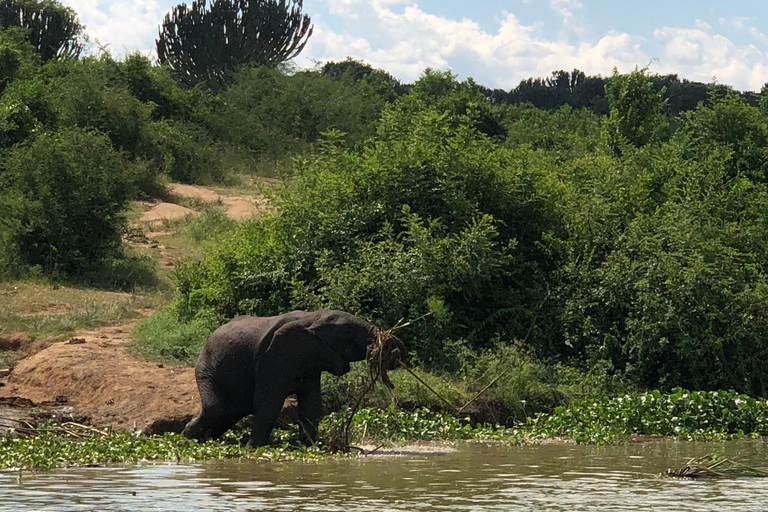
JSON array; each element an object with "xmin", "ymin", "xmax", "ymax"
[{"xmin": 0, "ymin": 318, "xmax": 199, "ymax": 433}]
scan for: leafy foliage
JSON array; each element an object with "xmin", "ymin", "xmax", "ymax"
[
  {"xmin": 202, "ymin": 65, "xmax": 393, "ymax": 161},
  {"xmin": 604, "ymin": 67, "xmax": 668, "ymax": 154},
  {"xmin": 0, "ymin": 27, "xmax": 39, "ymax": 93},
  {"xmin": 0, "ymin": 128, "xmax": 132, "ymax": 275},
  {"xmin": 157, "ymin": 0, "xmax": 312, "ymax": 90},
  {"xmin": 172, "ymin": 100, "xmax": 559, "ymax": 365},
  {"xmin": 530, "ymin": 389, "xmax": 768, "ymax": 444}
]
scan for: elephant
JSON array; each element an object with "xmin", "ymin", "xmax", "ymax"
[{"xmin": 183, "ymin": 309, "xmax": 406, "ymax": 447}]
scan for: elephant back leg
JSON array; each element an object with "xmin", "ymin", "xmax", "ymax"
[{"xmin": 184, "ymin": 377, "xmax": 242, "ymax": 440}]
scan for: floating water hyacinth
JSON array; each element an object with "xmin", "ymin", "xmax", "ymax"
[{"xmin": 666, "ymin": 454, "xmax": 768, "ymax": 479}]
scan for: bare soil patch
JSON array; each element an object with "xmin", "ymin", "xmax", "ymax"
[
  {"xmin": 0, "ymin": 318, "xmax": 200, "ymax": 434},
  {"xmin": 139, "ymin": 202, "xmax": 195, "ymax": 224},
  {"xmin": 0, "ymin": 182, "xmax": 275, "ymax": 435},
  {"xmin": 169, "ymin": 183, "xmax": 269, "ymax": 220}
]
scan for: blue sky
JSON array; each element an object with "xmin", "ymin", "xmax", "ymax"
[{"xmin": 62, "ymin": 0, "xmax": 768, "ymax": 90}]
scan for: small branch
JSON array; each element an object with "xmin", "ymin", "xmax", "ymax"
[
  {"xmin": 456, "ymin": 368, "xmax": 509, "ymax": 414},
  {"xmin": 397, "ymin": 360, "xmax": 458, "ymax": 412}
]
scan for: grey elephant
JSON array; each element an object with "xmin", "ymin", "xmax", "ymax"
[{"xmin": 183, "ymin": 309, "xmax": 406, "ymax": 447}]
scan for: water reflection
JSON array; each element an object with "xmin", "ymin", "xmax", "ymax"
[{"xmin": 2, "ymin": 439, "xmax": 768, "ymax": 511}]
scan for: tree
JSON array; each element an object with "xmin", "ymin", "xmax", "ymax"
[
  {"xmin": 604, "ymin": 68, "xmax": 667, "ymax": 155},
  {"xmin": 0, "ymin": 0, "xmax": 84, "ymax": 61},
  {"xmin": 0, "ymin": 26, "xmax": 39, "ymax": 93},
  {"xmin": 156, "ymin": 0, "xmax": 313, "ymax": 91}
]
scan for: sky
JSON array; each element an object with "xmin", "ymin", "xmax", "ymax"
[{"xmin": 61, "ymin": 0, "xmax": 768, "ymax": 91}]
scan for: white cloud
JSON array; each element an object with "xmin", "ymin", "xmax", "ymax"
[
  {"xmin": 549, "ymin": 0, "xmax": 585, "ymax": 39},
  {"xmin": 749, "ymin": 27, "xmax": 768, "ymax": 46},
  {"xmin": 300, "ymin": 2, "xmax": 645, "ymax": 89},
  {"xmin": 731, "ymin": 15, "xmax": 749, "ymax": 31},
  {"xmin": 654, "ymin": 25, "xmax": 768, "ymax": 90},
  {"xmin": 62, "ymin": 0, "xmax": 167, "ymax": 56},
  {"xmin": 549, "ymin": 0, "xmax": 582, "ymax": 22},
  {"xmin": 57, "ymin": 0, "xmax": 768, "ymax": 91}
]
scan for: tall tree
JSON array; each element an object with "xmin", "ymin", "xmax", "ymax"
[
  {"xmin": 0, "ymin": 0, "xmax": 84, "ymax": 61},
  {"xmin": 157, "ymin": 0, "xmax": 313, "ymax": 91},
  {"xmin": 604, "ymin": 67, "xmax": 667, "ymax": 155}
]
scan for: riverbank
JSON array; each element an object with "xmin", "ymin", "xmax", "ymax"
[{"xmin": 2, "ymin": 389, "xmax": 767, "ymax": 470}]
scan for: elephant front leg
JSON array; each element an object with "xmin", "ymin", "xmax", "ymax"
[
  {"xmin": 248, "ymin": 389, "xmax": 286, "ymax": 448},
  {"xmin": 296, "ymin": 377, "xmax": 323, "ymax": 445}
]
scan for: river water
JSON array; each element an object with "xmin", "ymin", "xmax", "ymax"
[{"xmin": 2, "ymin": 439, "xmax": 768, "ymax": 511}]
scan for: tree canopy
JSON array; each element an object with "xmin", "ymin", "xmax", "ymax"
[
  {"xmin": 0, "ymin": 0, "xmax": 84, "ymax": 61},
  {"xmin": 156, "ymin": 0, "xmax": 313, "ymax": 90}
]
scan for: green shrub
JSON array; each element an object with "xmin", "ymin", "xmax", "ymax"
[
  {"xmin": 0, "ymin": 127, "xmax": 132, "ymax": 275},
  {"xmin": 141, "ymin": 120, "xmax": 226, "ymax": 185},
  {"xmin": 0, "ymin": 77, "xmax": 54, "ymax": 148},
  {"xmin": 560, "ymin": 144, "xmax": 768, "ymax": 395},
  {"xmin": 0, "ymin": 27, "xmax": 40, "ymax": 94},
  {"xmin": 184, "ymin": 206, "xmax": 238, "ymax": 242},
  {"xmin": 677, "ymin": 92, "xmax": 768, "ymax": 183},
  {"xmin": 171, "ymin": 103, "xmax": 560, "ymax": 364},
  {"xmin": 204, "ymin": 65, "xmax": 393, "ymax": 159}
]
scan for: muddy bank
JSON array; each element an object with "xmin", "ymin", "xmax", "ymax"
[{"xmin": 0, "ymin": 319, "xmax": 199, "ymax": 435}]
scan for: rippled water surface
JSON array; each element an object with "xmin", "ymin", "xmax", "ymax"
[{"xmin": 3, "ymin": 440, "xmax": 768, "ymax": 511}]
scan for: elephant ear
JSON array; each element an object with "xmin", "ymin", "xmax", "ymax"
[
  {"xmin": 306, "ymin": 311, "xmax": 374, "ymax": 362},
  {"xmin": 266, "ymin": 321, "xmax": 349, "ymax": 376}
]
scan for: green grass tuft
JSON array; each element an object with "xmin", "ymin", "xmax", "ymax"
[{"xmin": 130, "ymin": 309, "xmax": 219, "ymax": 365}]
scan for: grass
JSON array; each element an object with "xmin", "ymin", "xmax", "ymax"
[
  {"xmin": 130, "ymin": 308, "xmax": 219, "ymax": 365},
  {"xmin": 0, "ymin": 281, "xmax": 161, "ymax": 340}
]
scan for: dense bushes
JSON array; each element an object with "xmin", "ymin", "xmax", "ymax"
[
  {"xmin": 166, "ymin": 68, "xmax": 768, "ymax": 397},
  {"xmin": 172, "ymin": 97, "xmax": 561, "ymax": 366},
  {"xmin": 203, "ymin": 65, "xmax": 394, "ymax": 160},
  {"xmin": 0, "ymin": 128, "xmax": 132, "ymax": 275}
]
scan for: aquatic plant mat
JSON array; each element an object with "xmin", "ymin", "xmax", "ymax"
[
  {"xmin": 0, "ymin": 422, "xmax": 331, "ymax": 470},
  {"xmin": 666, "ymin": 454, "xmax": 768, "ymax": 479}
]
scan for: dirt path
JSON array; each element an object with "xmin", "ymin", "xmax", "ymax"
[
  {"xmin": 0, "ymin": 317, "xmax": 199, "ymax": 434},
  {"xmin": 139, "ymin": 183, "xmax": 269, "ymax": 225}
]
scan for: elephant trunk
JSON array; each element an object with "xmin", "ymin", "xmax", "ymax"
[{"xmin": 368, "ymin": 329, "xmax": 407, "ymax": 389}]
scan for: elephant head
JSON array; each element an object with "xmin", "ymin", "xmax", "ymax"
[
  {"xmin": 304, "ymin": 309, "xmax": 407, "ymax": 373},
  {"xmin": 304, "ymin": 309, "xmax": 378, "ymax": 363}
]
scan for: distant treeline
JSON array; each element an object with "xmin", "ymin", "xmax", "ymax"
[{"xmin": 479, "ymin": 69, "xmax": 762, "ymax": 115}]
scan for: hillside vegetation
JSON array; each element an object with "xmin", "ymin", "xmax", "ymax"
[{"xmin": 4, "ymin": 1, "xmax": 768, "ymax": 423}]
